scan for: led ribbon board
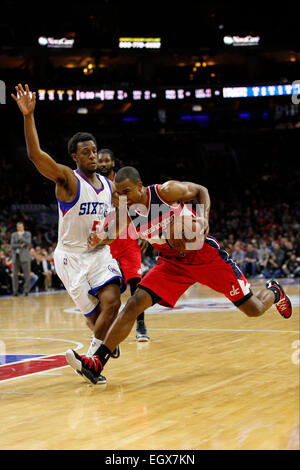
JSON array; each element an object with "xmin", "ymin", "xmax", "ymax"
[
  {"xmin": 35, "ymin": 83, "xmax": 300, "ymax": 102},
  {"xmin": 36, "ymin": 88, "xmax": 212, "ymax": 101},
  {"xmin": 223, "ymin": 83, "xmax": 300, "ymax": 98},
  {"xmin": 119, "ymin": 37, "xmax": 161, "ymax": 49}
]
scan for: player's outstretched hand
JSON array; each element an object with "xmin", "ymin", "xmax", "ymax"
[{"xmin": 11, "ymin": 84, "xmax": 36, "ymax": 116}]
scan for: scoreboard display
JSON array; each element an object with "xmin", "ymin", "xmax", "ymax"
[
  {"xmin": 36, "ymin": 82, "xmax": 300, "ymax": 102},
  {"xmin": 36, "ymin": 87, "xmax": 213, "ymax": 102}
]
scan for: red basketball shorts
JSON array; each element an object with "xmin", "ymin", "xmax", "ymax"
[
  {"xmin": 139, "ymin": 236, "xmax": 252, "ymax": 307},
  {"xmin": 110, "ymin": 237, "xmax": 142, "ymax": 284}
]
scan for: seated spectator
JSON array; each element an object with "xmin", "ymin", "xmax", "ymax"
[
  {"xmin": 32, "ymin": 231, "xmax": 43, "ymax": 247},
  {"xmin": 258, "ymin": 240, "xmax": 271, "ymax": 272},
  {"xmin": 41, "ymin": 249, "xmax": 52, "ymax": 291},
  {"xmin": 281, "ymin": 238, "xmax": 294, "ymax": 262},
  {"xmin": 261, "ymin": 253, "xmax": 282, "ymax": 279},
  {"xmin": 271, "ymin": 242, "xmax": 285, "ymax": 271},
  {"xmin": 34, "ymin": 245, "xmax": 42, "ymax": 256},
  {"xmin": 18, "ymin": 270, "xmax": 39, "ymax": 293},
  {"xmin": 0, "ymin": 253, "xmax": 12, "ymax": 295},
  {"xmin": 31, "ymin": 253, "xmax": 45, "ymax": 291},
  {"xmin": 231, "ymin": 242, "xmax": 245, "ymax": 270},
  {"xmin": 242, "ymin": 242, "xmax": 259, "ymax": 277},
  {"xmin": 29, "ymin": 271, "xmax": 39, "ymax": 291},
  {"xmin": 44, "ymin": 225, "xmax": 56, "ymax": 245},
  {"xmin": 281, "ymin": 253, "xmax": 300, "ymax": 278}
]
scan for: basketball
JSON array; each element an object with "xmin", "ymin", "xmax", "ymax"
[{"xmin": 167, "ymin": 215, "xmax": 205, "ymax": 252}]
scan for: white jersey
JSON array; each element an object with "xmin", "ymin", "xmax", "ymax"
[{"xmin": 56, "ymin": 170, "xmax": 112, "ymax": 253}]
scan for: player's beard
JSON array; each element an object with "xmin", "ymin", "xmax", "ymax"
[
  {"xmin": 99, "ymin": 167, "xmax": 113, "ymax": 177},
  {"xmin": 86, "ymin": 167, "xmax": 97, "ymax": 176}
]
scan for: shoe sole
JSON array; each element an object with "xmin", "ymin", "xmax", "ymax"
[
  {"xmin": 66, "ymin": 350, "xmax": 106, "ymax": 385},
  {"xmin": 74, "ymin": 369, "xmax": 92, "ymax": 384},
  {"xmin": 136, "ymin": 336, "xmax": 150, "ymax": 342},
  {"xmin": 75, "ymin": 369, "xmax": 107, "ymax": 386},
  {"xmin": 66, "ymin": 349, "xmax": 82, "ymax": 371},
  {"xmin": 66, "ymin": 350, "xmax": 90, "ymax": 384}
]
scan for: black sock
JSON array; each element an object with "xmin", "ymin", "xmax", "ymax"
[
  {"xmin": 129, "ymin": 277, "xmax": 144, "ymax": 323},
  {"xmin": 137, "ymin": 312, "xmax": 144, "ymax": 322},
  {"xmin": 268, "ymin": 286, "xmax": 280, "ymax": 304},
  {"xmin": 129, "ymin": 277, "xmax": 140, "ymax": 295},
  {"xmin": 94, "ymin": 344, "xmax": 112, "ymax": 369}
]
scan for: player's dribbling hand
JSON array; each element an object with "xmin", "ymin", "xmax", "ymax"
[
  {"xmin": 11, "ymin": 84, "xmax": 36, "ymax": 116},
  {"xmin": 88, "ymin": 232, "xmax": 107, "ymax": 250}
]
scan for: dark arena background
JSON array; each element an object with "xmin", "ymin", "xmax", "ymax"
[{"xmin": 0, "ymin": 0, "xmax": 299, "ymax": 454}]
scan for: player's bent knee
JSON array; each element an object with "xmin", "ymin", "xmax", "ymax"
[
  {"xmin": 105, "ymin": 298, "xmax": 121, "ymax": 316},
  {"xmin": 121, "ymin": 289, "xmax": 152, "ymax": 321},
  {"xmin": 237, "ymin": 296, "xmax": 265, "ymax": 317},
  {"xmin": 121, "ymin": 296, "xmax": 139, "ymax": 318},
  {"xmin": 120, "ymin": 297, "xmax": 143, "ymax": 322}
]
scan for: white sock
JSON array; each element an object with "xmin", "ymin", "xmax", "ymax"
[{"xmin": 86, "ymin": 336, "xmax": 103, "ymax": 357}]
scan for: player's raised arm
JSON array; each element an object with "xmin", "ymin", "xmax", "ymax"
[
  {"xmin": 158, "ymin": 180, "xmax": 210, "ymax": 235},
  {"xmin": 11, "ymin": 84, "xmax": 76, "ymax": 191}
]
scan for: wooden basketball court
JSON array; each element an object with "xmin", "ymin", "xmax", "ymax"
[{"xmin": 0, "ymin": 280, "xmax": 299, "ymax": 450}]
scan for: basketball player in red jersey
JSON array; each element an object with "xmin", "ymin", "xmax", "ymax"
[
  {"xmin": 98, "ymin": 149, "xmax": 150, "ymax": 342},
  {"xmin": 66, "ymin": 167, "xmax": 292, "ymax": 384}
]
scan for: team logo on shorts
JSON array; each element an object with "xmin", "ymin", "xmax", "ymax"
[
  {"xmin": 230, "ymin": 284, "xmax": 240, "ymax": 296},
  {"xmin": 63, "ymin": 257, "xmax": 67, "ymax": 265},
  {"xmin": 108, "ymin": 265, "xmax": 120, "ymax": 275}
]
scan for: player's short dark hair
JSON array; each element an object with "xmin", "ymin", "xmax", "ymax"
[
  {"xmin": 115, "ymin": 166, "xmax": 141, "ymax": 184},
  {"xmin": 67, "ymin": 132, "xmax": 97, "ymax": 155},
  {"xmin": 98, "ymin": 148, "xmax": 115, "ymax": 161}
]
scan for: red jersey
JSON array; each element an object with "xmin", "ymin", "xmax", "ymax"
[{"xmin": 126, "ymin": 184, "xmax": 252, "ymax": 307}]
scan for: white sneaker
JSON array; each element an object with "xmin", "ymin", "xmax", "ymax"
[{"xmin": 136, "ymin": 320, "xmax": 150, "ymax": 342}]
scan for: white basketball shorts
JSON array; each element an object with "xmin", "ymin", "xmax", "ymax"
[{"xmin": 54, "ymin": 245, "xmax": 125, "ymax": 317}]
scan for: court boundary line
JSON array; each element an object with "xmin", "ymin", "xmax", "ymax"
[
  {"xmin": 0, "ymin": 328, "xmax": 298, "ymax": 383},
  {"xmin": 0, "ymin": 339, "xmax": 83, "ymax": 383},
  {"xmin": 0, "ymin": 337, "xmax": 83, "ymax": 367},
  {"xmin": 0, "ymin": 364, "xmax": 70, "ymax": 383},
  {"xmin": 0, "ymin": 327, "xmax": 298, "ymax": 334},
  {"xmin": 149, "ymin": 327, "xmax": 300, "ymax": 333}
]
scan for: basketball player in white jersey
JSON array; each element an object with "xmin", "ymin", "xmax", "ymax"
[{"xmin": 11, "ymin": 84, "xmax": 124, "ymax": 384}]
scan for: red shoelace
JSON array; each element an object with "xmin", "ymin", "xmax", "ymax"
[{"xmin": 82, "ymin": 355, "xmax": 102, "ymax": 372}]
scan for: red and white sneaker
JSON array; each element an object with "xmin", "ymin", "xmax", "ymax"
[
  {"xmin": 266, "ymin": 279, "xmax": 292, "ymax": 319},
  {"xmin": 66, "ymin": 349, "xmax": 105, "ymax": 385}
]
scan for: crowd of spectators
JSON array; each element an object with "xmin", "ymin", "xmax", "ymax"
[
  {"xmin": 0, "ymin": 111, "xmax": 299, "ymax": 296},
  {"xmin": 0, "ymin": 198, "xmax": 299, "ymax": 297},
  {"xmin": 0, "ymin": 229, "xmax": 63, "ymax": 296}
]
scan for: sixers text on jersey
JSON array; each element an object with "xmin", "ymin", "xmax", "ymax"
[{"xmin": 78, "ymin": 201, "xmax": 109, "ymax": 217}]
